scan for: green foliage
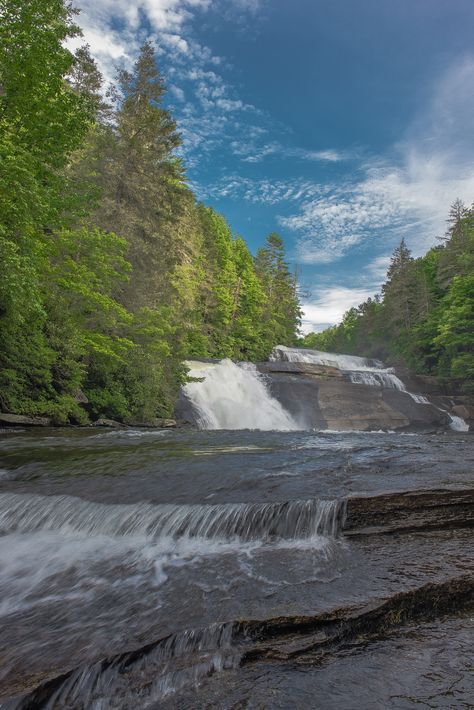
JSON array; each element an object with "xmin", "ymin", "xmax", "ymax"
[
  {"xmin": 303, "ymin": 201, "xmax": 474, "ymax": 395},
  {"xmin": 254, "ymin": 233, "xmax": 302, "ymax": 356},
  {"xmin": 0, "ymin": 6, "xmax": 302, "ymax": 424}
]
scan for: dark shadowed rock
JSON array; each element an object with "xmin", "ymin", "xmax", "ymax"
[
  {"xmin": 92, "ymin": 418, "xmax": 125, "ymax": 428},
  {"xmin": 0, "ymin": 413, "xmax": 51, "ymax": 427},
  {"xmin": 128, "ymin": 418, "xmax": 177, "ymax": 428},
  {"xmin": 452, "ymin": 404, "xmax": 473, "ymax": 421}
]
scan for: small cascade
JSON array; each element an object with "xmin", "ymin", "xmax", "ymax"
[
  {"xmin": 0, "ymin": 493, "xmax": 345, "ymax": 542},
  {"xmin": 183, "ymin": 358, "xmax": 298, "ymax": 430},
  {"xmin": 270, "ymin": 345, "xmax": 379, "ymax": 370},
  {"xmin": 16, "ymin": 622, "xmax": 241, "ymax": 708},
  {"xmin": 447, "ymin": 413, "xmax": 470, "ymax": 432},
  {"xmin": 270, "ymin": 346, "xmax": 470, "ymax": 431},
  {"xmin": 348, "ymin": 370, "xmax": 407, "ymax": 390}
]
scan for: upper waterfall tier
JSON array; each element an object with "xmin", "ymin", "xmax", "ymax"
[
  {"xmin": 270, "ymin": 345, "xmax": 382, "ymax": 371},
  {"xmin": 270, "ymin": 345, "xmax": 418, "ymax": 393}
]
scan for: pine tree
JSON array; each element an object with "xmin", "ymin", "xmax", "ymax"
[
  {"xmin": 382, "ymin": 238, "xmax": 416, "ymax": 333},
  {"xmin": 255, "ymin": 233, "xmax": 301, "ymax": 350}
]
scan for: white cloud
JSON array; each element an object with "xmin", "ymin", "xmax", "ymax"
[
  {"xmin": 364, "ymin": 254, "xmax": 391, "ymax": 281},
  {"xmin": 282, "ymin": 57, "xmax": 474, "ymax": 265},
  {"xmin": 301, "ymin": 286, "xmax": 375, "ymax": 333},
  {"xmin": 229, "ymin": 139, "xmax": 349, "ymax": 164},
  {"xmin": 70, "ymin": 0, "xmax": 263, "ymax": 163},
  {"xmin": 70, "ymin": 0, "xmax": 240, "ymax": 81},
  {"xmin": 199, "ymin": 176, "xmax": 325, "ymax": 205},
  {"xmin": 170, "ymin": 85, "xmax": 185, "ymax": 101},
  {"xmin": 69, "ymin": 0, "xmax": 213, "ymax": 80}
]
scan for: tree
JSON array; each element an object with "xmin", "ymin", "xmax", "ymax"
[
  {"xmin": 302, "ymin": 202, "xmax": 474, "ymax": 396},
  {"xmin": 382, "ymin": 239, "xmax": 416, "ymax": 334},
  {"xmin": 229, "ymin": 237, "xmax": 266, "ymax": 360},
  {"xmin": 0, "ymin": 0, "xmax": 96, "ymax": 419},
  {"xmin": 89, "ymin": 41, "xmax": 185, "ymax": 310},
  {"xmin": 255, "ymin": 233, "xmax": 301, "ymax": 352}
]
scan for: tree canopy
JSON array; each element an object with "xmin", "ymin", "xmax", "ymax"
[
  {"xmin": 303, "ymin": 202, "xmax": 474, "ymax": 395},
  {"xmin": 0, "ymin": 1, "xmax": 301, "ymax": 423}
]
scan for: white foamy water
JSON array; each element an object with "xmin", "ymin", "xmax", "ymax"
[
  {"xmin": 271, "ymin": 346, "xmax": 411, "ymax": 390},
  {"xmin": 0, "ymin": 493, "xmax": 344, "ymax": 542},
  {"xmin": 448, "ymin": 414, "xmax": 470, "ymax": 432},
  {"xmin": 184, "ymin": 358, "xmax": 298, "ymax": 430},
  {"xmin": 270, "ymin": 345, "xmax": 379, "ymax": 370},
  {"xmin": 0, "ymin": 493, "xmax": 343, "ymax": 619},
  {"xmin": 29, "ymin": 621, "xmax": 240, "ymax": 708}
]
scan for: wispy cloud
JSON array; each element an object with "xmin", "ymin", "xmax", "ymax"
[
  {"xmin": 70, "ymin": 0, "xmax": 267, "ymax": 168},
  {"xmin": 301, "ymin": 286, "xmax": 376, "ymax": 333},
  {"xmin": 230, "ymin": 139, "xmax": 349, "ymax": 164},
  {"xmin": 282, "ymin": 57, "xmax": 474, "ymax": 264},
  {"xmin": 69, "ymin": 0, "xmax": 213, "ymax": 80},
  {"xmin": 364, "ymin": 254, "xmax": 391, "ymax": 281},
  {"xmin": 198, "ymin": 175, "xmax": 326, "ymax": 205}
]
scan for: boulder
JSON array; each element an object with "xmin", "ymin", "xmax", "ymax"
[
  {"xmin": 452, "ymin": 404, "xmax": 473, "ymax": 421},
  {"xmin": 127, "ymin": 418, "xmax": 177, "ymax": 428},
  {"xmin": 92, "ymin": 418, "xmax": 125, "ymax": 428},
  {"xmin": 73, "ymin": 389, "xmax": 89, "ymax": 404},
  {"xmin": 0, "ymin": 413, "xmax": 51, "ymax": 427}
]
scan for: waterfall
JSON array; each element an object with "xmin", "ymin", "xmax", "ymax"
[
  {"xmin": 270, "ymin": 346, "xmax": 469, "ymax": 431},
  {"xmin": 183, "ymin": 358, "xmax": 298, "ymax": 430},
  {"xmin": 270, "ymin": 345, "xmax": 379, "ymax": 370},
  {"xmin": 270, "ymin": 346, "xmax": 407, "ymax": 389},
  {"xmin": 446, "ymin": 413, "xmax": 470, "ymax": 432},
  {"xmin": 22, "ymin": 622, "xmax": 241, "ymax": 708},
  {"xmin": 0, "ymin": 493, "xmax": 345, "ymax": 543},
  {"xmin": 348, "ymin": 370, "xmax": 407, "ymax": 390}
]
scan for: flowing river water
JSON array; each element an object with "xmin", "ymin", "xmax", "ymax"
[{"xmin": 0, "ymin": 350, "xmax": 473, "ymax": 708}]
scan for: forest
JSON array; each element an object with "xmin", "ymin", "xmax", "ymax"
[
  {"xmin": 0, "ymin": 0, "xmax": 301, "ymax": 424},
  {"xmin": 303, "ymin": 199, "xmax": 474, "ymax": 395}
]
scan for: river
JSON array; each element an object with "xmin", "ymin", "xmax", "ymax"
[
  {"xmin": 0, "ymin": 349, "xmax": 473, "ymax": 707},
  {"xmin": 0, "ymin": 426, "xmax": 473, "ymax": 708}
]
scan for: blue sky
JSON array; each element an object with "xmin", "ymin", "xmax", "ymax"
[{"xmin": 70, "ymin": 0, "xmax": 474, "ymax": 331}]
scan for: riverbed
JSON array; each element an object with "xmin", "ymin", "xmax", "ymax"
[{"xmin": 0, "ymin": 426, "xmax": 473, "ymax": 707}]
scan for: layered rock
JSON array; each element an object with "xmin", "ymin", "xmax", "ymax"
[{"xmin": 176, "ymin": 351, "xmax": 455, "ymax": 431}]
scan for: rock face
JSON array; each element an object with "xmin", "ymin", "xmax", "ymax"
[
  {"xmin": 175, "ymin": 349, "xmax": 469, "ymax": 431},
  {"xmin": 0, "ymin": 413, "xmax": 51, "ymax": 427},
  {"xmin": 92, "ymin": 418, "xmax": 125, "ymax": 428},
  {"xmin": 253, "ymin": 365, "xmax": 446, "ymax": 431}
]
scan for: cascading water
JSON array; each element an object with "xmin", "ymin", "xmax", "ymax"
[
  {"xmin": 183, "ymin": 358, "xmax": 298, "ymax": 430},
  {"xmin": 0, "ymin": 482, "xmax": 345, "ymax": 705},
  {"xmin": 271, "ymin": 345, "xmax": 411, "ymax": 391},
  {"xmin": 0, "ymin": 493, "xmax": 345, "ymax": 543},
  {"xmin": 270, "ymin": 346, "xmax": 469, "ymax": 431},
  {"xmin": 443, "ymin": 412, "xmax": 469, "ymax": 432},
  {"xmin": 270, "ymin": 345, "xmax": 380, "ymax": 371},
  {"xmin": 20, "ymin": 621, "xmax": 241, "ymax": 708}
]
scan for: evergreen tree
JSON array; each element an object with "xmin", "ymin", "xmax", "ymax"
[
  {"xmin": 255, "ymin": 233, "xmax": 301, "ymax": 350},
  {"xmin": 382, "ymin": 239, "xmax": 416, "ymax": 333},
  {"xmin": 229, "ymin": 237, "xmax": 266, "ymax": 360},
  {"xmin": 303, "ymin": 202, "xmax": 474, "ymax": 396},
  {"xmin": 0, "ymin": 10, "xmax": 303, "ymax": 422}
]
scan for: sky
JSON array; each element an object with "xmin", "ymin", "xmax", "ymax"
[{"xmin": 69, "ymin": 0, "xmax": 474, "ymax": 332}]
